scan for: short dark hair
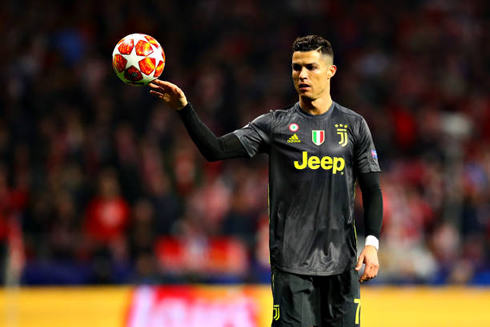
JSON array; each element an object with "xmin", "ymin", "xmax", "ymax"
[{"xmin": 292, "ymin": 35, "xmax": 334, "ymax": 62}]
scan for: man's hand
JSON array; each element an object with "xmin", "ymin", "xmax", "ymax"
[
  {"xmin": 355, "ymin": 245, "xmax": 379, "ymax": 283},
  {"xmin": 149, "ymin": 80, "xmax": 188, "ymax": 110}
]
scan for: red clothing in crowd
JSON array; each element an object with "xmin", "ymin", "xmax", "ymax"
[{"xmin": 85, "ymin": 197, "xmax": 130, "ymax": 243}]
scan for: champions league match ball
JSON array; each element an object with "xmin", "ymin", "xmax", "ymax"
[{"xmin": 112, "ymin": 33, "xmax": 165, "ymax": 86}]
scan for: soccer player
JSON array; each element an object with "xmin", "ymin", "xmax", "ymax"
[{"xmin": 149, "ymin": 35, "xmax": 383, "ymax": 327}]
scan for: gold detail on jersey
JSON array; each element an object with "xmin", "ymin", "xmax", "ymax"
[
  {"xmin": 294, "ymin": 151, "xmax": 345, "ymax": 173},
  {"xmin": 335, "ymin": 124, "xmax": 348, "ymax": 147},
  {"xmin": 273, "ymin": 304, "xmax": 280, "ymax": 320},
  {"xmin": 287, "ymin": 133, "xmax": 301, "ymax": 143}
]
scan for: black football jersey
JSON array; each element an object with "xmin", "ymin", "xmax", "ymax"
[{"xmin": 233, "ymin": 102, "xmax": 380, "ymax": 276}]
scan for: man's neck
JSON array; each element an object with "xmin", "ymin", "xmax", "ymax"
[{"xmin": 299, "ymin": 95, "xmax": 333, "ymax": 116}]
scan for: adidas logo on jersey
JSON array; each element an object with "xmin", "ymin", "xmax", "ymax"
[{"xmin": 287, "ymin": 134, "xmax": 301, "ymax": 143}]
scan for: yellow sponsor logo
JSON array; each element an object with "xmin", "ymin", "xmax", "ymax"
[
  {"xmin": 294, "ymin": 151, "xmax": 345, "ymax": 174},
  {"xmin": 287, "ymin": 134, "xmax": 301, "ymax": 143}
]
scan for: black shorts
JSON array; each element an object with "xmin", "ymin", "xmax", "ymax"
[{"xmin": 271, "ymin": 267, "xmax": 361, "ymax": 327}]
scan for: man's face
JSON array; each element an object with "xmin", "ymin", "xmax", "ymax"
[{"xmin": 292, "ymin": 50, "xmax": 336, "ymax": 100}]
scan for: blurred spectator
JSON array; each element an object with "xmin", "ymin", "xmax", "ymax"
[
  {"xmin": 83, "ymin": 167, "xmax": 130, "ymax": 283},
  {"xmin": 127, "ymin": 198, "xmax": 160, "ymax": 283},
  {"xmin": 48, "ymin": 193, "xmax": 82, "ymax": 260},
  {"xmin": 84, "ymin": 168, "xmax": 129, "ymax": 244}
]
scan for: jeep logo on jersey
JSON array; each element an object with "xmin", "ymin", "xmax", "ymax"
[
  {"xmin": 312, "ymin": 130, "xmax": 325, "ymax": 146},
  {"xmin": 294, "ymin": 151, "xmax": 345, "ymax": 174}
]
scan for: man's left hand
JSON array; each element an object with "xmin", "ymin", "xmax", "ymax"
[{"xmin": 355, "ymin": 245, "xmax": 379, "ymax": 283}]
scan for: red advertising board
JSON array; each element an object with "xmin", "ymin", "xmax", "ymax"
[{"xmin": 126, "ymin": 285, "xmax": 272, "ymax": 327}]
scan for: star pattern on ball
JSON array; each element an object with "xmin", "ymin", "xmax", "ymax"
[{"xmin": 112, "ymin": 33, "xmax": 166, "ymax": 86}]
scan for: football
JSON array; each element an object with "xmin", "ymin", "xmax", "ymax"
[{"xmin": 112, "ymin": 33, "xmax": 165, "ymax": 86}]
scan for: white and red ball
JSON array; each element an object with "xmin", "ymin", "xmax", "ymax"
[{"xmin": 112, "ymin": 33, "xmax": 165, "ymax": 86}]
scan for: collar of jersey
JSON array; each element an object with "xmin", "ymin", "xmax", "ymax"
[{"xmin": 294, "ymin": 101, "xmax": 336, "ymax": 120}]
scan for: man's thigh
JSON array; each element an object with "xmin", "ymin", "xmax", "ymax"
[
  {"xmin": 317, "ymin": 269, "xmax": 361, "ymax": 327},
  {"xmin": 270, "ymin": 267, "xmax": 361, "ymax": 327},
  {"xmin": 271, "ymin": 267, "xmax": 317, "ymax": 327}
]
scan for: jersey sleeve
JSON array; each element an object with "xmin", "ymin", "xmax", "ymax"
[
  {"xmin": 232, "ymin": 112, "xmax": 273, "ymax": 157},
  {"xmin": 354, "ymin": 118, "xmax": 381, "ymax": 173}
]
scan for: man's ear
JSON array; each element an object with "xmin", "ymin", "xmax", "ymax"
[{"xmin": 327, "ymin": 65, "xmax": 337, "ymax": 79}]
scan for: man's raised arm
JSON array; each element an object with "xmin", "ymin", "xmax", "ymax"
[{"xmin": 149, "ymin": 80, "xmax": 248, "ymax": 161}]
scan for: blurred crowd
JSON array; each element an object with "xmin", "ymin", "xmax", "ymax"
[{"xmin": 0, "ymin": 0, "xmax": 489, "ymax": 285}]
